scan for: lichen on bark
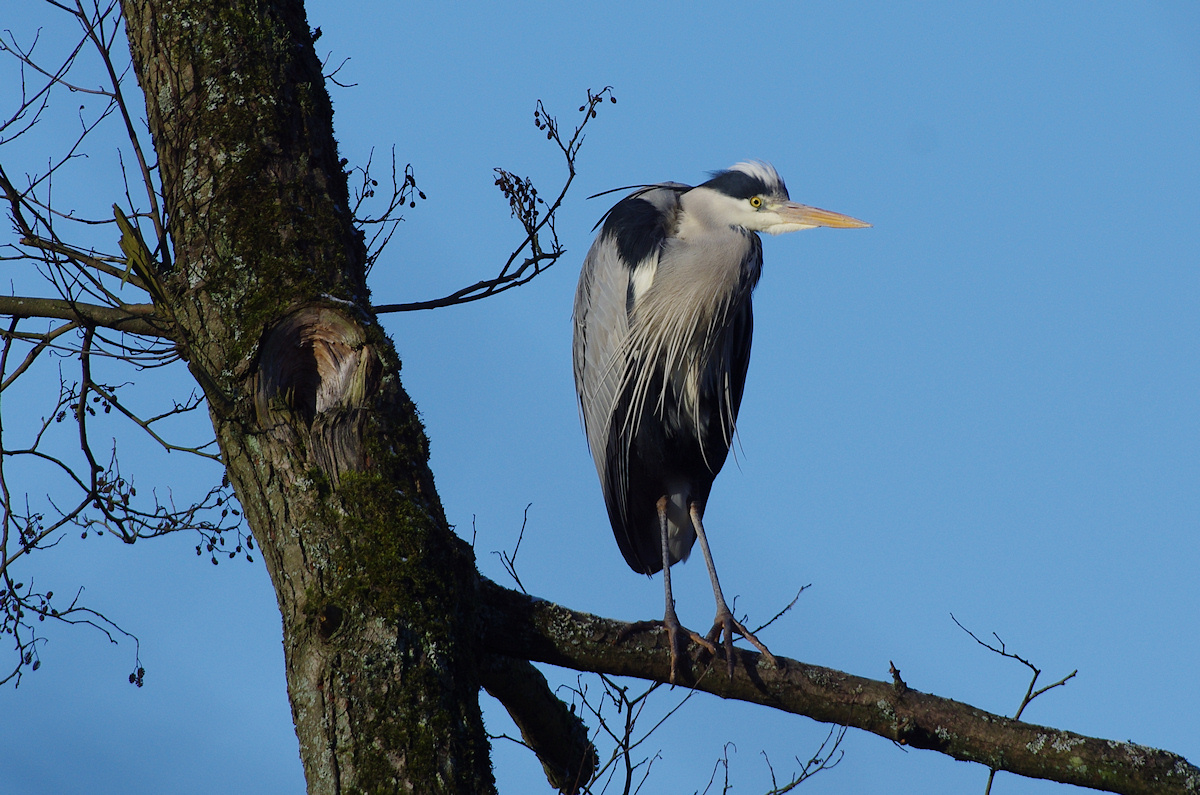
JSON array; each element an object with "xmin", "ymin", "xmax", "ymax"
[{"xmin": 120, "ymin": 0, "xmax": 496, "ymax": 792}]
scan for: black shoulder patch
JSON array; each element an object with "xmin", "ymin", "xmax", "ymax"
[{"xmin": 602, "ymin": 196, "xmax": 670, "ymax": 267}]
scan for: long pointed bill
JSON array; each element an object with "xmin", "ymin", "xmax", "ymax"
[{"xmin": 768, "ymin": 201, "xmax": 871, "ymax": 234}]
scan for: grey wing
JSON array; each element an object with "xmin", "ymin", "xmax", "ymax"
[
  {"xmin": 572, "ymin": 232, "xmax": 631, "ymax": 479},
  {"xmin": 572, "ymin": 184, "xmax": 684, "ymax": 480}
]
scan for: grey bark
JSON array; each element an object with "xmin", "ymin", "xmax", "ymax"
[{"xmin": 120, "ymin": 1, "xmax": 495, "ymax": 792}]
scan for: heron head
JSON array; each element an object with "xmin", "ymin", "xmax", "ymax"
[{"xmin": 697, "ymin": 161, "xmax": 870, "ymax": 235}]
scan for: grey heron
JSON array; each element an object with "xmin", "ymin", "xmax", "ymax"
[{"xmin": 572, "ymin": 161, "xmax": 869, "ymax": 681}]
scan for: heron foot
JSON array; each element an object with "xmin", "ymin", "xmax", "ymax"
[
  {"xmin": 706, "ymin": 608, "xmax": 779, "ymax": 679},
  {"xmin": 663, "ymin": 612, "xmax": 718, "ymax": 683},
  {"xmin": 621, "ymin": 616, "xmax": 717, "ymax": 683}
]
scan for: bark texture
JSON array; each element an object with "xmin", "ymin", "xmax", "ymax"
[
  {"xmin": 120, "ymin": 2, "xmax": 494, "ymax": 792},
  {"xmin": 103, "ymin": 3, "xmax": 1199, "ymax": 794},
  {"xmin": 479, "ymin": 578, "xmax": 1200, "ymax": 795}
]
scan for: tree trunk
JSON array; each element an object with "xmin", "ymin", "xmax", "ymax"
[
  {"xmin": 104, "ymin": 4, "xmax": 1200, "ymax": 794},
  {"xmin": 120, "ymin": 2, "xmax": 495, "ymax": 792}
]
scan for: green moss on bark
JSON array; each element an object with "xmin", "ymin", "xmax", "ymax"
[
  {"xmin": 319, "ymin": 469, "xmax": 491, "ymax": 794},
  {"xmin": 124, "ymin": 1, "xmax": 495, "ymax": 790},
  {"xmin": 143, "ymin": 1, "xmax": 369, "ymax": 368}
]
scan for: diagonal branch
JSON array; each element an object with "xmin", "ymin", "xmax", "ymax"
[
  {"xmin": 480, "ymin": 653, "xmax": 597, "ymax": 795},
  {"xmin": 478, "ymin": 577, "xmax": 1200, "ymax": 795}
]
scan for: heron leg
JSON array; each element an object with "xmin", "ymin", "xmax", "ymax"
[
  {"xmin": 688, "ymin": 502, "xmax": 778, "ymax": 678},
  {"xmin": 658, "ymin": 496, "xmax": 714, "ymax": 683}
]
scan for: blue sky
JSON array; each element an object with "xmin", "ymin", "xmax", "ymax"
[{"xmin": 1, "ymin": 2, "xmax": 1198, "ymax": 794}]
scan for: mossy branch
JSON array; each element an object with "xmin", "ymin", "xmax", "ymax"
[{"xmin": 478, "ymin": 577, "xmax": 1200, "ymax": 795}]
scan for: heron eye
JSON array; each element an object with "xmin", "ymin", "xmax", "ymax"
[{"xmin": 749, "ymin": 196, "xmax": 763, "ymax": 208}]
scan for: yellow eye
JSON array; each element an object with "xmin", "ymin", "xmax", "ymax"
[{"xmin": 749, "ymin": 196, "xmax": 763, "ymax": 208}]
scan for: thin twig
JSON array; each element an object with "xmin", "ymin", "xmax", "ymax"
[
  {"xmin": 952, "ymin": 613, "xmax": 1078, "ymax": 794},
  {"xmin": 491, "ymin": 503, "xmax": 533, "ymax": 595},
  {"xmin": 752, "ymin": 584, "xmax": 810, "ymax": 635},
  {"xmin": 374, "ymin": 87, "xmax": 615, "ymax": 313}
]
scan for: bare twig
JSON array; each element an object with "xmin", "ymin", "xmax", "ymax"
[
  {"xmin": 559, "ymin": 672, "xmax": 703, "ymax": 795},
  {"xmin": 958, "ymin": 614, "xmax": 1080, "ymax": 795},
  {"xmin": 0, "ymin": 580, "xmax": 143, "ymax": 688},
  {"xmin": 0, "ymin": 1, "xmax": 245, "ymax": 684},
  {"xmin": 492, "ymin": 503, "xmax": 533, "ymax": 595},
  {"xmin": 752, "ymin": 584, "xmax": 810, "ymax": 635},
  {"xmin": 347, "ymin": 148, "xmax": 424, "ymax": 275},
  {"xmin": 762, "ymin": 726, "xmax": 845, "ymax": 794},
  {"xmin": 950, "ymin": 613, "xmax": 1078, "ymax": 721},
  {"xmin": 373, "ymin": 87, "xmax": 616, "ymax": 313},
  {"xmin": 699, "ymin": 742, "xmax": 734, "ymax": 795}
]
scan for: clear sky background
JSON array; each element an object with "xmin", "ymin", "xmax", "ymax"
[{"xmin": 1, "ymin": 2, "xmax": 1198, "ymax": 794}]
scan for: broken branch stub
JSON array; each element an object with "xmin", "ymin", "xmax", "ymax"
[{"xmin": 252, "ymin": 305, "xmax": 381, "ymax": 481}]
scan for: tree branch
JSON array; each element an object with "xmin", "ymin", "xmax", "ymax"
[
  {"xmin": 480, "ymin": 653, "xmax": 598, "ymax": 795},
  {"xmin": 17, "ymin": 233, "xmax": 149, "ymax": 291},
  {"xmin": 373, "ymin": 87, "xmax": 615, "ymax": 314},
  {"xmin": 478, "ymin": 577, "xmax": 1200, "ymax": 795},
  {"xmin": 0, "ymin": 295, "xmax": 169, "ymax": 338}
]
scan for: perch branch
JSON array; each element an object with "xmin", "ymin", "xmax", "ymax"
[{"xmin": 478, "ymin": 577, "xmax": 1200, "ymax": 795}]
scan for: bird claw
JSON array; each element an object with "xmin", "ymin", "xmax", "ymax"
[
  {"xmin": 622, "ymin": 613, "xmax": 779, "ymax": 682},
  {"xmin": 666, "ymin": 617, "xmax": 717, "ymax": 684},
  {"xmin": 705, "ymin": 610, "xmax": 779, "ymax": 679},
  {"xmin": 620, "ymin": 616, "xmax": 717, "ymax": 684}
]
